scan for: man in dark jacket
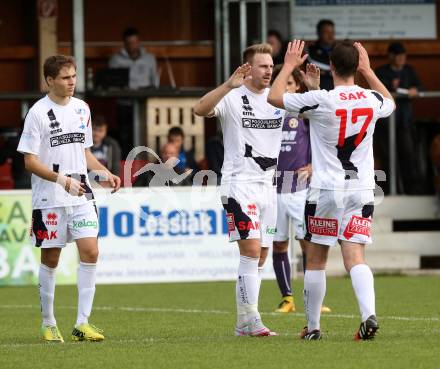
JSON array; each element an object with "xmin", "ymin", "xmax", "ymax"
[
  {"xmin": 306, "ymin": 19, "xmax": 335, "ymax": 91},
  {"xmin": 375, "ymin": 42, "xmax": 423, "ymax": 194}
]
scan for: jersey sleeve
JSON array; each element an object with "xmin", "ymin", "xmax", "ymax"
[
  {"xmin": 17, "ymin": 109, "xmax": 41, "ymax": 155},
  {"xmin": 370, "ymin": 91, "xmax": 395, "ymax": 119},
  {"xmin": 84, "ymin": 105, "xmax": 93, "ymax": 149},
  {"xmin": 213, "ymin": 96, "xmax": 227, "ymax": 118},
  {"xmin": 283, "ymin": 90, "xmax": 326, "ymax": 118}
]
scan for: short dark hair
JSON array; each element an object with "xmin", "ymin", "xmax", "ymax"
[
  {"xmin": 168, "ymin": 126, "xmax": 184, "ymax": 138},
  {"xmin": 330, "ymin": 41, "xmax": 359, "ymax": 78},
  {"xmin": 388, "ymin": 42, "xmax": 406, "ymax": 55},
  {"xmin": 316, "ymin": 19, "xmax": 335, "ymax": 35},
  {"xmin": 93, "ymin": 115, "xmax": 108, "ymax": 128},
  {"xmin": 122, "ymin": 27, "xmax": 139, "ymax": 40},
  {"xmin": 267, "ymin": 29, "xmax": 283, "ymax": 43},
  {"xmin": 43, "ymin": 55, "xmax": 76, "ymax": 81},
  {"xmin": 242, "ymin": 43, "xmax": 273, "ymax": 64}
]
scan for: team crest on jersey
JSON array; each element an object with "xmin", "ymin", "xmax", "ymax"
[
  {"xmin": 308, "ymin": 216, "xmax": 338, "ymax": 237},
  {"xmin": 274, "ymin": 109, "xmax": 281, "ymax": 116},
  {"xmin": 75, "ymin": 108, "xmax": 87, "ymax": 115},
  {"xmin": 288, "ymin": 118, "xmax": 298, "ymax": 128}
]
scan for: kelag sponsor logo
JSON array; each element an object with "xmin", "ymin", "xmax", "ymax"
[
  {"xmin": 98, "ymin": 205, "xmax": 229, "ymax": 238},
  {"xmin": 73, "ymin": 219, "xmax": 98, "ymax": 229}
]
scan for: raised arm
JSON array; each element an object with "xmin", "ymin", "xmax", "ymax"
[
  {"xmin": 193, "ymin": 63, "xmax": 251, "ymax": 117},
  {"xmin": 268, "ymin": 40, "xmax": 308, "ymax": 108},
  {"xmin": 354, "ymin": 42, "xmax": 395, "ymax": 105}
]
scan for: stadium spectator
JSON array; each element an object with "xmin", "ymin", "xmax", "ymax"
[
  {"xmin": 267, "ymin": 29, "xmax": 286, "ymax": 65},
  {"xmin": 269, "ymin": 40, "xmax": 395, "ymax": 340},
  {"xmin": 109, "ymin": 27, "xmax": 159, "ymax": 156},
  {"xmin": 306, "ymin": 19, "xmax": 335, "ymax": 91},
  {"xmin": 194, "ymin": 43, "xmax": 280, "ymax": 337},
  {"xmin": 205, "ymin": 126, "xmax": 224, "ymax": 185},
  {"xmin": 90, "ymin": 115, "xmax": 121, "ymax": 177},
  {"xmin": 0, "ymin": 128, "xmax": 31, "ymax": 189},
  {"xmin": 17, "ymin": 54, "xmax": 121, "ymax": 343},
  {"xmin": 109, "ymin": 27, "xmax": 158, "ymax": 89},
  {"xmin": 167, "ymin": 126, "xmax": 198, "ymax": 172},
  {"xmin": 375, "ymin": 42, "xmax": 423, "ymax": 194},
  {"xmin": 133, "ymin": 142, "xmax": 193, "ymax": 187}
]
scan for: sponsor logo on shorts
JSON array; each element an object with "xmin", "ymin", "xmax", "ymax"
[
  {"xmin": 45, "ymin": 212, "xmax": 58, "ymax": 226},
  {"xmin": 226, "ymin": 213, "xmax": 235, "ymax": 233},
  {"xmin": 36, "ymin": 230, "xmax": 57, "ymax": 240},
  {"xmin": 265, "ymin": 226, "xmax": 276, "ymax": 235},
  {"xmin": 73, "ymin": 219, "xmax": 98, "ymax": 229},
  {"xmin": 308, "ymin": 216, "xmax": 338, "ymax": 237},
  {"xmin": 237, "ymin": 221, "xmax": 260, "ymax": 231},
  {"xmin": 247, "ymin": 204, "xmax": 257, "ymax": 216},
  {"xmin": 343, "ymin": 216, "xmax": 371, "ymax": 239}
]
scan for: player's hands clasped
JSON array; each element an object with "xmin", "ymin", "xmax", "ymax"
[
  {"xmin": 59, "ymin": 175, "xmax": 86, "ymax": 197},
  {"xmin": 301, "ymin": 64, "xmax": 320, "ymax": 91},
  {"xmin": 284, "ymin": 40, "xmax": 308, "ymax": 71},
  {"xmin": 226, "ymin": 63, "xmax": 252, "ymax": 89}
]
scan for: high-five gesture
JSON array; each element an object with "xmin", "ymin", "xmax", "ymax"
[
  {"xmin": 301, "ymin": 63, "xmax": 320, "ymax": 91},
  {"xmin": 284, "ymin": 40, "xmax": 308, "ymax": 71},
  {"xmin": 226, "ymin": 63, "xmax": 252, "ymax": 89}
]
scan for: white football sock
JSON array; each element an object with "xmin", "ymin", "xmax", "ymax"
[
  {"xmin": 303, "ymin": 270, "xmax": 326, "ymax": 331},
  {"xmin": 39, "ymin": 264, "xmax": 57, "ymax": 326},
  {"xmin": 236, "ymin": 256, "xmax": 260, "ymax": 326},
  {"xmin": 350, "ymin": 264, "xmax": 376, "ymax": 321},
  {"xmin": 257, "ymin": 266, "xmax": 263, "ymax": 302},
  {"xmin": 76, "ymin": 262, "xmax": 97, "ymax": 326}
]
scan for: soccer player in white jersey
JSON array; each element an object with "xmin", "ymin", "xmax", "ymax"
[
  {"xmin": 194, "ymin": 44, "xmax": 283, "ymax": 336},
  {"xmin": 268, "ymin": 40, "xmax": 395, "ymax": 340},
  {"xmin": 17, "ymin": 55, "xmax": 121, "ymax": 342}
]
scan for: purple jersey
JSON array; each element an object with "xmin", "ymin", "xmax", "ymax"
[{"xmin": 276, "ymin": 115, "xmax": 311, "ymax": 193}]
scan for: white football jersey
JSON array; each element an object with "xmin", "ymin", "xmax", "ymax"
[
  {"xmin": 283, "ymin": 85, "xmax": 394, "ymax": 190},
  {"xmin": 17, "ymin": 95, "xmax": 94, "ymax": 209},
  {"xmin": 215, "ymin": 85, "xmax": 284, "ymax": 185}
]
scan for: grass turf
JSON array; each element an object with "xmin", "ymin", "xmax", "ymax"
[{"xmin": 0, "ymin": 276, "xmax": 439, "ymax": 369}]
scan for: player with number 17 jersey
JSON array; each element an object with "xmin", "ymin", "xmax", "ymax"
[{"xmin": 284, "ymin": 86, "xmax": 394, "ymax": 192}]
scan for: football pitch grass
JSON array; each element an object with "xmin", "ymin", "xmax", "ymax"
[{"xmin": 1, "ymin": 276, "xmax": 439, "ymax": 369}]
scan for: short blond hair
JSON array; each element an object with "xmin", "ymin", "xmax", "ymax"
[{"xmin": 242, "ymin": 43, "xmax": 273, "ymax": 64}]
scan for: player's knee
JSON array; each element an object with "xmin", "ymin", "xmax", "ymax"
[
  {"xmin": 273, "ymin": 241, "xmax": 289, "ymax": 254},
  {"xmin": 81, "ymin": 248, "xmax": 99, "ymax": 263}
]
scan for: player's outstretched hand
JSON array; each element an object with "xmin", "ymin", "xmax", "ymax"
[
  {"xmin": 60, "ymin": 176, "xmax": 86, "ymax": 197},
  {"xmin": 226, "ymin": 63, "xmax": 252, "ymax": 89},
  {"xmin": 301, "ymin": 63, "xmax": 320, "ymax": 90},
  {"xmin": 284, "ymin": 39, "xmax": 308, "ymax": 70},
  {"xmin": 354, "ymin": 42, "xmax": 371, "ymax": 75}
]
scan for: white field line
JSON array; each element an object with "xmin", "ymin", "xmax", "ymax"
[{"xmin": 0, "ymin": 304, "xmax": 439, "ymax": 322}]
